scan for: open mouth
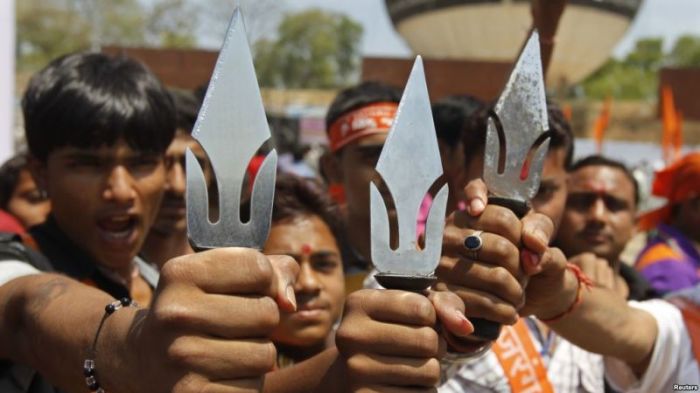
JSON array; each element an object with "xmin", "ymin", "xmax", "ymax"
[{"xmin": 96, "ymin": 215, "xmax": 139, "ymax": 246}]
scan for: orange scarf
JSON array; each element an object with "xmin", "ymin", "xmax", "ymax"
[{"xmin": 492, "ymin": 319, "xmax": 554, "ymax": 393}]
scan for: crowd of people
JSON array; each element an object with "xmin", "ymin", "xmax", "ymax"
[{"xmin": 0, "ymin": 29, "xmax": 699, "ymax": 393}]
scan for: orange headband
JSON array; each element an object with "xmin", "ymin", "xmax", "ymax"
[
  {"xmin": 328, "ymin": 102, "xmax": 398, "ymax": 152},
  {"xmin": 639, "ymin": 152, "xmax": 700, "ymax": 230}
]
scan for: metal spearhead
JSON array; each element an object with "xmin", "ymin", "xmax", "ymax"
[
  {"xmin": 371, "ymin": 56, "xmax": 449, "ymax": 291},
  {"xmin": 187, "ymin": 8, "xmax": 277, "ymax": 250},
  {"xmin": 472, "ymin": 30, "xmax": 550, "ymax": 341},
  {"xmin": 484, "ymin": 31, "xmax": 550, "ymax": 214}
]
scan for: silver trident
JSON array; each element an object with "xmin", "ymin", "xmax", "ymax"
[
  {"xmin": 372, "ymin": 56, "xmax": 449, "ymax": 291},
  {"xmin": 484, "ymin": 31, "xmax": 550, "ymax": 216},
  {"xmin": 471, "ymin": 31, "xmax": 551, "ymax": 341},
  {"xmin": 187, "ymin": 8, "xmax": 277, "ymax": 250}
]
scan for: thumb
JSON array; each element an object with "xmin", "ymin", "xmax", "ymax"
[
  {"xmin": 427, "ymin": 290, "xmax": 473, "ymax": 338},
  {"xmin": 267, "ymin": 254, "xmax": 299, "ymax": 313},
  {"xmin": 463, "ymin": 179, "xmax": 488, "ymax": 216}
]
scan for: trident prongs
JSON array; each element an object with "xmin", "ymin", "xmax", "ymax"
[
  {"xmin": 483, "ymin": 31, "xmax": 550, "ymax": 203},
  {"xmin": 371, "ymin": 56, "xmax": 448, "ymax": 282},
  {"xmin": 187, "ymin": 8, "xmax": 277, "ymax": 250}
]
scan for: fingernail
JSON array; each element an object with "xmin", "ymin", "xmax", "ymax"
[
  {"xmin": 523, "ymin": 250, "xmax": 541, "ymax": 268},
  {"xmin": 286, "ymin": 285, "xmax": 297, "ymax": 311},
  {"xmin": 469, "ymin": 199, "xmax": 485, "ymax": 215},
  {"xmin": 456, "ymin": 310, "xmax": 474, "ymax": 336}
]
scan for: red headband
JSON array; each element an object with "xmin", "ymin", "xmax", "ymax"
[{"xmin": 328, "ymin": 102, "xmax": 398, "ymax": 152}]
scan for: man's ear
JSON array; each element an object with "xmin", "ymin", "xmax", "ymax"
[{"xmin": 27, "ymin": 155, "xmax": 49, "ymax": 195}]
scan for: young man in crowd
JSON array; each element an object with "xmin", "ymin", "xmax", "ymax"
[
  {"xmin": 555, "ymin": 155, "xmax": 656, "ymax": 300},
  {"xmin": 636, "ymin": 152, "xmax": 700, "ymax": 295},
  {"xmin": 139, "ymin": 88, "xmax": 210, "ymax": 268},
  {"xmin": 458, "ymin": 178, "xmax": 699, "ymax": 392},
  {"xmin": 0, "ymin": 52, "xmax": 300, "ymax": 393},
  {"xmin": 436, "ymin": 103, "xmax": 612, "ymax": 393},
  {"xmin": 0, "ymin": 153, "xmax": 51, "ymax": 230},
  {"xmin": 264, "ymin": 175, "xmax": 346, "ymax": 368},
  {"xmin": 323, "ymin": 81, "xmax": 402, "ymax": 275}
]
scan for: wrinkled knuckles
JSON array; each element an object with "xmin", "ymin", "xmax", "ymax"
[
  {"xmin": 491, "ymin": 237, "xmax": 517, "ymax": 264},
  {"xmin": 422, "ymin": 358, "xmax": 443, "ymax": 387},
  {"xmin": 412, "ymin": 327, "xmax": 440, "ymax": 357},
  {"xmin": 160, "ymin": 256, "xmax": 197, "ymax": 285},
  {"xmin": 153, "ymin": 302, "xmax": 196, "ymax": 329},
  {"xmin": 249, "ymin": 296, "xmax": 281, "ymax": 334},
  {"xmin": 166, "ymin": 336, "xmax": 200, "ymax": 367},
  {"xmin": 241, "ymin": 341, "xmax": 278, "ymax": 376},
  {"xmin": 491, "ymin": 208, "xmax": 519, "ymax": 236},
  {"xmin": 243, "ymin": 250, "xmax": 275, "ymax": 290},
  {"xmin": 408, "ymin": 294, "xmax": 436, "ymax": 326}
]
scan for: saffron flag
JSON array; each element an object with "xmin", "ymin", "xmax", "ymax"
[
  {"xmin": 591, "ymin": 96, "xmax": 611, "ymax": 153},
  {"xmin": 661, "ymin": 85, "xmax": 683, "ymax": 164}
]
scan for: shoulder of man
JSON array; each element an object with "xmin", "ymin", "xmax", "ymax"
[
  {"xmin": 0, "ymin": 232, "xmax": 53, "ymax": 272},
  {"xmin": 0, "ymin": 234, "xmax": 59, "ymax": 393}
]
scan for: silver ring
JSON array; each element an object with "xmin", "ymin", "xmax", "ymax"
[{"xmin": 464, "ymin": 230, "xmax": 483, "ymax": 260}]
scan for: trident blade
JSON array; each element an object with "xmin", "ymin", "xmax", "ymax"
[
  {"xmin": 187, "ymin": 8, "xmax": 277, "ymax": 250},
  {"xmin": 484, "ymin": 31, "xmax": 549, "ymax": 202},
  {"xmin": 371, "ymin": 56, "xmax": 448, "ymax": 277}
]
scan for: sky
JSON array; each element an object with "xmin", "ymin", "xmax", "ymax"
[{"xmin": 201, "ymin": 0, "xmax": 700, "ymax": 59}]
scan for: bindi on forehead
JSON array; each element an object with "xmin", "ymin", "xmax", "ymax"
[
  {"xmin": 301, "ymin": 243, "xmax": 313, "ymax": 256},
  {"xmin": 581, "ymin": 179, "xmax": 611, "ymax": 194},
  {"xmin": 570, "ymin": 166, "xmax": 636, "ymax": 201}
]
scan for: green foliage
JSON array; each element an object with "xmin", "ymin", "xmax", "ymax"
[
  {"xmin": 16, "ymin": 0, "xmax": 198, "ymax": 71},
  {"xmin": 16, "ymin": 0, "xmax": 91, "ymax": 71},
  {"xmin": 581, "ymin": 38, "xmax": 664, "ymax": 100},
  {"xmin": 582, "ymin": 35, "xmax": 700, "ymax": 100},
  {"xmin": 668, "ymin": 35, "xmax": 700, "ymax": 67},
  {"xmin": 253, "ymin": 9, "xmax": 363, "ymax": 89}
]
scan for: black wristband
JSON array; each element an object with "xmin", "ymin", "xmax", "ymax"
[{"xmin": 84, "ymin": 297, "xmax": 137, "ymax": 393}]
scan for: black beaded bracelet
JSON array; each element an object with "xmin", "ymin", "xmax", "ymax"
[{"xmin": 84, "ymin": 297, "xmax": 137, "ymax": 393}]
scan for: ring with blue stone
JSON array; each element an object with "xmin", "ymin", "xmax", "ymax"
[{"xmin": 463, "ymin": 230, "xmax": 484, "ymax": 260}]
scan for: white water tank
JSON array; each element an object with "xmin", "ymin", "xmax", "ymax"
[{"xmin": 385, "ymin": 0, "xmax": 643, "ymax": 85}]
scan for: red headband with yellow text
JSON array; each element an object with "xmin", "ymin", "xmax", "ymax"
[{"xmin": 328, "ymin": 102, "xmax": 398, "ymax": 152}]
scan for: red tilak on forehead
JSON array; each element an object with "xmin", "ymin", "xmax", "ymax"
[
  {"xmin": 301, "ymin": 244, "xmax": 313, "ymax": 255},
  {"xmin": 582, "ymin": 180, "xmax": 611, "ymax": 194}
]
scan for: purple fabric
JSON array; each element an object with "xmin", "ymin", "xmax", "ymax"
[{"xmin": 636, "ymin": 224, "xmax": 700, "ymax": 295}]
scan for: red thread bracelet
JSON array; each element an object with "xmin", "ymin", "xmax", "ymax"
[{"xmin": 541, "ymin": 263, "xmax": 593, "ymax": 323}]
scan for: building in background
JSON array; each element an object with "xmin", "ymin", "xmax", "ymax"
[{"xmin": 384, "ymin": 0, "xmax": 642, "ymax": 87}]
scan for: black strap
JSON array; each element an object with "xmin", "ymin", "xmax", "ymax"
[{"xmin": 0, "ymin": 233, "xmax": 52, "ymax": 271}]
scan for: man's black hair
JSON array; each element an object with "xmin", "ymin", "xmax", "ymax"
[
  {"xmin": 0, "ymin": 154, "xmax": 28, "ymax": 209},
  {"xmin": 462, "ymin": 99, "xmax": 575, "ymax": 169},
  {"xmin": 22, "ymin": 52, "xmax": 176, "ymax": 162},
  {"xmin": 272, "ymin": 174, "xmax": 344, "ymax": 243},
  {"xmin": 169, "ymin": 88, "xmax": 202, "ymax": 135},
  {"xmin": 432, "ymin": 95, "xmax": 484, "ymax": 148},
  {"xmin": 547, "ymin": 101, "xmax": 575, "ymax": 170},
  {"xmin": 570, "ymin": 155, "xmax": 640, "ymax": 207},
  {"xmin": 325, "ymin": 81, "xmax": 402, "ymax": 131}
]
